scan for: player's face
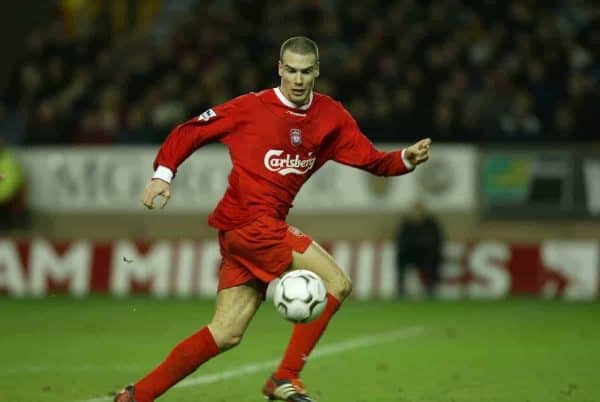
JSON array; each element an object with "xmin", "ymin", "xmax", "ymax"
[{"xmin": 278, "ymin": 50, "xmax": 319, "ymax": 106}]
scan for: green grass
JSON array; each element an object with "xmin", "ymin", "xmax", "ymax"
[{"xmin": 0, "ymin": 297, "xmax": 599, "ymax": 402}]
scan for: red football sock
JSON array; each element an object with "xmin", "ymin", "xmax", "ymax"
[
  {"xmin": 274, "ymin": 293, "xmax": 341, "ymax": 380},
  {"xmin": 134, "ymin": 326, "xmax": 219, "ymax": 401}
]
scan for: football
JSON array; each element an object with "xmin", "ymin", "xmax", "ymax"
[{"xmin": 273, "ymin": 270, "xmax": 327, "ymax": 323}]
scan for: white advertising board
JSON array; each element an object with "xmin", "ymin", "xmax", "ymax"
[
  {"xmin": 16, "ymin": 144, "xmax": 476, "ymax": 212},
  {"xmin": 583, "ymin": 159, "xmax": 600, "ymax": 216}
]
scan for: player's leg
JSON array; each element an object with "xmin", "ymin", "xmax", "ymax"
[
  {"xmin": 268, "ymin": 241, "xmax": 351, "ymax": 389},
  {"xmin": 115, "ymin": 284, "xmax": 263, "ymax": 402},
  {"xmin": 395, "ymin": 251, "xmax": 409, "ymax": 297},
  {"xmin": 208, "ymin": 281, "xmax": 264, "ymax": 350},
  {"xmin": 422, "ymin": 257, "xmax": 441, "ymax": 298},
  {"xmin": 291, "ymin": 240, "xmax": 352, "ymax": 301}
]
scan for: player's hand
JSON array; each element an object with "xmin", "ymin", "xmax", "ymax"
[
  {"xmin": 404, "ymin": 138, "xmax": 431, "ymax": 167},
  {"xmin": 140, "ymin": 179, "xmax": 172, "ymax": 210}
]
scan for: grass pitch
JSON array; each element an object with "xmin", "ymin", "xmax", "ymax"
[{"xmin": 0, "ymin": 297, "xmax": 598, "ymax": 402}]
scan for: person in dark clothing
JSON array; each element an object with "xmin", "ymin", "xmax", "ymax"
[{"xmin": 395, "ymin": 201, "xmax": 443, "ymax": 297}]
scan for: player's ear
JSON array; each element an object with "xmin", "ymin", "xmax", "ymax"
[
  {"xmin": 278, "ymin": 61, "xmax": 283, "ymax": 77},
  {"xmin": 314, "ymin": 63, "xmax": 320, "ymax": 78}
]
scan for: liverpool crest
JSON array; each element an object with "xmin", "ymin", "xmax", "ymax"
[{"xmin": 290, "ymin": 128, "xmax": 302, "ymax": 147}]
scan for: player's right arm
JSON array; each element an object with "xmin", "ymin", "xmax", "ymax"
[{"xmin": 140, "ymin": 96, "xmax": 245, "ymax": 210}]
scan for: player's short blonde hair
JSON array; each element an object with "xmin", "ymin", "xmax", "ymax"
[{"xmin": 279, "ymin": 36, "xmax": 319, "ymax": 63}]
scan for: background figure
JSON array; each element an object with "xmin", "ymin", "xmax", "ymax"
[
  {"xmin": 395, "ymin": 201, "xmax": 443, "ymax": 297},
  {"xmin": 0, "ymin": 135, "xmax": 28, "ymax": 231}
]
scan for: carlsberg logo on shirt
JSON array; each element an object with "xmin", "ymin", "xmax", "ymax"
[{"xmin": 264, "ymin": 149, "xmax": 316, "ymax": 176}]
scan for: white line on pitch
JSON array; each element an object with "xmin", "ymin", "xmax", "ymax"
[
  {"xmin": 74, "ymin": 326, "xmax": 424, "ymax": 402},
  {"xmin": 1, "ymin": 363, "xmax": 142, "ymax": 374}
]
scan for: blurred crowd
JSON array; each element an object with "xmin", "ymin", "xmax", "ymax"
[{"xmin": 0, "ymin": 0, "xmax": 598, "ymax": 145}]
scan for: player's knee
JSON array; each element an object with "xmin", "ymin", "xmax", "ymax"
[
  {"xmin": 219, "ymin": 332, "xmax": 244, "ymax": 350},
  {"xmin": 331, "ymin": 275, "xmax": 352, "ymax": 300},
  {"xmin": 215, "ymin": 330, "xmax": 244, "ymax": 351},
  {"xmin": 340, "ymin": 276, "xmax": 353, "ymax": 299},
  {"xmin": 208, "ymin": 325, "xmax": 244, "ymax": 351}
]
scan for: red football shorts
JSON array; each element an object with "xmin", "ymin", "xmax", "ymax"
[{"xmin": 217, "ymin": 215, "xmax": 313, "ymax": 295}]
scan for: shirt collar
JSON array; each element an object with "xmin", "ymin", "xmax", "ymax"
[{"xmin": 274, "ymin": 87, "xmax": 313, "ymax": 110}]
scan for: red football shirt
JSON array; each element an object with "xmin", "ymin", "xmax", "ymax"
[{"xmin": 154, "ymin": 88, "xmax": 414, "ymax": 230}]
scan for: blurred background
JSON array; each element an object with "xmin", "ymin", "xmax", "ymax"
[{"xmin": 0, "ymin": 0, "xmax": 599, "ymax": 300}]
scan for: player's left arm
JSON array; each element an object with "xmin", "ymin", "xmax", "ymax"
[
  {"xmin": 403, "ymin": 138, "xmax": 431, "ymax": 167},
  {"xmin": 328, "ymin": 105, "xmax": 431, "ymax": 176}
]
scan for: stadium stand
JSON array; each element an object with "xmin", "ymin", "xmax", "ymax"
[{"xmin": 1, "ymin": 0, "xmax": 597, "ymax": 145}]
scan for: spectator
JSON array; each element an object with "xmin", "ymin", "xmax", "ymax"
[
  {"xmin": 0, "ymin": 136, "xmax": 29, "ymax": 230},
  {"xmin": 115, "ymin": 105, "xmax": 152, "ymax": 144},
  {"xmin": 0, "ymin": 105, "xmax": 25, "ymax": 145},
  {"xmin": 499, "ymin": 92, "xmax": 542, "ymax": 138},
  {"xmin": 395, "ymin": 201, "xmax": 444, "ymax": 298}
]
